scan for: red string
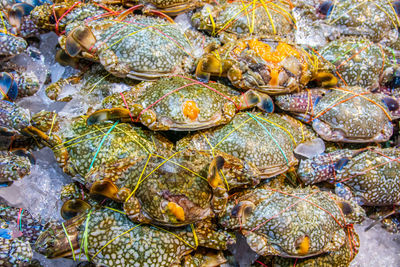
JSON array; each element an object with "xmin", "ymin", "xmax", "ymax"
[{"xmin": 119, "ymin": 92, "xmax": 135, "ymax": 122}]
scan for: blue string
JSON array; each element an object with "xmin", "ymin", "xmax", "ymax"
[
  {"xmin": 89, "ymin": 121, "xmax": 119, "ymax": 171},
  {"xmin": 247, "ymin": 113, "xmax": 289, "ymax": 165}
]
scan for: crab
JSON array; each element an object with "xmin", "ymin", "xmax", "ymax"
[
  {"xmin": 196, "ymin": 36, "xmax": 337, "ymax": 94},
  {"xmin": 35, "ymin": 207, "xmax": 234, "ymax": 266},
  {"xmin": 192, "ymin": 0, "xmax": 295, "ymax": 39},
  {"xmin": 0, "ymin": 71, "xmax": 39, "ymax": 101},
  {"xmin": 0, "ymin": 203, "xmax": 49, "ymax": 266},
  {"xmin": 177, "ymin": 112, "xmax": 318, "ymax": 179},
  {"xmin": 0, "ymin": 100, "xmax": 31, "ymax": 150},
  {"xmin": 83, "ymin": 147, "xmax": 260, "ymax": 226},
  {"xmin": 0, "ymin": 149, "xmax": 33, "ymax": 187},
  {"xmin": 219, "ymin": 186, "xmax": 365, "ymax": 258},
  {"xmin": 274, "ymin": 86, "xmax": 397, "ymax": 143},
  {"xmin": 255, "ymin": 226, "xmax": 360, "ymax": 267},
  {"xmin": 30, "ymin": 1, "xmax": 123, "ymax": 33},
  {"xmin": 99, "ymin": 0, "xmax": 209, "ymax": 16},
  {"xmin": 298, "ymin": 147, "xmax": 400, "ymax": 207},
  {"xmin": 313, "ymin": 38, "xmax": 400, "ymax": 89},
  {"xmin": 45, "ymin": 64, "xmax": 137, "ymax": 102},
  {"xmin": 0, "ymin": 32, "xmax": 27, "ymax": 57},
  {"xmin": 315, "ymin": 0, "xmax": 400, "ymax": 48},
  {"xmin": 86, "ymin": 75, "xmax": 274, "ymax": 131},
  {"xmin": 58, "ymin": 12, "xmax": 198, "ymax": 80},
  {"xmin": 26, "ymin": 111, "xmax": 173, "ymax": 178}
]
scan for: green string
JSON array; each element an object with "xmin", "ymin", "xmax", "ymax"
[
  {"xmin": 247, "ymin": 113, "xmax": 289, "ymax": 165},
  {"xmin": 80, "ymin": 209, "xmax": 93, "ymax": 261},
  {"xmin": 62, "ymin": 222, "xmax": 76, "ymax": 261},
  {"xmin": 19, "ymin": 209, "xmax": 24, "ymax": 231},
  {"xmin": 89, "ymin": 121, "xmax": 119, "ymax": 171}
]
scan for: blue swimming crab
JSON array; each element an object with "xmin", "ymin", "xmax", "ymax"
[
  {"xmin": 35, "ymin": 207, "xmax": 234, "ymax": 266},
  {"xmin": 59, "ymin": 13, "xmax": 196, "ymax": 80},
  {"xmin": 219, "ymin": 186, "xmax": 365, "ymax": 258},
  {"xmin": 316, "ymin": 0, "xmax": 400, "ymax": 48},
  {"xmin": 0, "ymin": 149, "xmax": 33, "ymax": 187},
  {"xmin": 314, "ymin": 38, "xmax": 400, "ymax": 89},
  {"xmin": 255, "ymin": 226, "xmax": 360, "ymax": 267},
  {"xmin": 275, "ymin": 86, "xmax": 397, "ymax": 143},
  {"xmin": 0, "ymin": 71, "xmax": 39, "ymax": 101},
  {"xmin": 84, "ymin": 147, "xmax": 260, "ymax": 226},
  {"xmin": 87, "ymin": 75, "xmax": 274, "ymax": 131},
  {"xmin": 0, "ymin": 32, "xmax": 27, "ymax": 57},
  {"xmin": 196, "ymin": 36, "xmax": 337, "ymax": 94},
  {"xmin": 0, "ymin": 203, "xmax": 48, "ymax": 266},
  {"xmin": 192, "ymin": 0, "xmax": 296, "ymax": 39},
  {"xmin": 0, "ymin": 100, "xmax": 31, "ymax": 150},
  {"xmin": 298, "ymin": 147, "xmax": 400, "ymax": 207},
  {"xmin": 177, "ymin": 112, "xmax": 318, "ymax": 179},
  {"xmin": 26, "ymin": 112, "xmax": 173, "ymax": 178}
]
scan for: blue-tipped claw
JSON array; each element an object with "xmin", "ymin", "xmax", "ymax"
[{"xmin": 0, "ymin": 72, "xmax": 18, "ymax": 101}]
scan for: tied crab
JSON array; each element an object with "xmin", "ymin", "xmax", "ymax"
[
  {"xmin": 275, "ymin": 86, "xmax": 398, "ymax": 143},
  {"xmin": 82, "ymin": 147, "xmax": 260, "ymax": 226},
  {"xmin": 298, "ymin": 147, "xmax": 400, "ymax": 207},
  {"xmin": 192, "ymin": 0, "xmax": 296, "ymax": 39},
  {"xmin": 311, "ymin": 38, "xmax": 400, "ymax": 89},
  {"xmin": 196, "ymin": 36, "xmax": 337, "ymax": 94},
  {"xmin": 87, "ymin": 75, "xmax": 274, "ymax": 131},
  {"xmin": 219, "ymin": 186, "xmax": 365, "ymax": 258},
  {"xmin": 26, "ymin": 111, "xmax": 173, "ymax": 178},
  {"xmin": 316, "ymin": 0, "xmax": 400, "ymax": 48},
  {"xmin": 177, "ymin": 112, "xmax": 320, "ymax": 179},
  {"xmin": 0, "ymin": 149, "xmax": 34, "ymax": 187},
  {"xmin": 60, "ymin": 11, "xmax": 197, "ymax": 80},
  {"xmin": 35, "ymin": 207, "xmax": 234, "ymax": 266}
]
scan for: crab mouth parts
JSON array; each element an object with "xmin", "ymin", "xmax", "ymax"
[
  {"xmin": 126, "ymin": 70, "xmax": 174, "ymax": 81},
  {"xmin": 168, "ymin": 114, "xmax": 226, "ymax": 131}
]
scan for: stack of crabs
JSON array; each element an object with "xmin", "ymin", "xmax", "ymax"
[{"xmin": 1, "ymin": 0, "xmax": 400, "ymax": 266}]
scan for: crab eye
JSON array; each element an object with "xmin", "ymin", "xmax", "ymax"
[{"xmin": 317, "ymin": 1, "xmax": 333, "ymax": 17}]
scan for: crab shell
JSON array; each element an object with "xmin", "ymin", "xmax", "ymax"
[
  {"xmin": 89, "ymin": 75, "xmax": 273, "ymax": 131},
  {"xmin": 0, "ymin": 150, "xmax": 32, "ymax": 185},
  {"xmin": 34, "ymin": 207, "xmax": 233, "ymax": 266},
  {"xmin": 85, "ymin": 148, "xmax": 260, "ymax": 226},
  {"xmin": 0, "ymin": 100, "xmax": 31, "ymax": 150},
  {"xmin": 219, "ymin": 186, "xmax": 365, "ymax": 258},
  {"xmin": 192, "ymin": 1, "xmax": 295, "ymax": 38},
  {"xmin": 322, "ymin": 0, "xmax": 399, "ymax": 45},
  {"xmin": 311, "ymin": 87, "xmax": 394, "ymax": 143},
  {"xmin": 259, "ymin": 226, "xmax": 360, "ymax": 267},
  {"xmin": 299, "ymin": 147, "xmax": 400, "ymax": 206},
  {"xmin": 0, "ymin": 238, "xmax": 33, "ymax": 266},
  {"xmin": 0, "ymin": 32, "xmax": 27, "ymax": 57},
  {"xmin": 177, "ymin": 112, "xmax": 315, "ymax": 179},
  {"xmin": 61, "ymin": 15, "xmax": 194, "ymax": 80},
  {"xmin": 317, "ymin": 38, "xmax": 396, "ymax": 89},
  {"xmin": 196, "ymin": 37, "xmax": 337, "ymax": 94},
  {"xmin": 29, "ymin": 114, "xmax": 172, "ymax": 178}
]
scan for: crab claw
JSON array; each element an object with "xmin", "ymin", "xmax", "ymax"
[
  {"xmin": 61, "ymin": 199, "xmax": 92, "ymax": 220},
  {"xmin": 8, "ymin": 3, "xmax": 35, "ymax": 33},
  {"xmin": 317, "ymin": 1, "xmax": 333, "ymax": 17},
  {"xmin": 311, "ymin": 72, "xmax": 338, "ymax": 88},
  {"xmin": 87, "ymin": 108, "xmax": 132, "ymax": 125},
  {"xmin": 208, "ymin": 155, "xmax": 225, "ymax": 189},
  {"xmin": 65, "ymin": 26, "xmax": 96, "ymax": 57},
  {"xmin": 231, "ymin": 200, "xmax": 255, "ymax": 224},
  {"xmin": 0, "ymin": 72, "xmax": 18, "ymax": 101},
  {"xmin": 195, "ymin": 54, "xmax": 232, "ymax": 82},
  {"xmin": 239, "ymin": 90, "xmax": 274, "ymax": 113},
  {"xmin": 90, "ymin": 180, "xmax": 119, "ymax": 201},
  {"xmin": 382, "ymin": 96, "xmax": 399, "ymax": 112}
]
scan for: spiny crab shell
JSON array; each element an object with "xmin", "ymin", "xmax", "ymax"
[
  {"xmin": 87, "ymin": 75, "xmax": 274, "ymax": 131},
  {"xmin": 196, "ymin": 36, "xmax": 337, "ymax": 94},
  {"xmin": 60, "ymin": 14, "xmax": 195, "ymax": 80},
  {"xmin": 192, "ymin": 0, "xmax": 295, "ymax": 38},
  {"xmin": 219, "ymin": 186, "xmax": 365, "ymax": 258},
  {"xmin": 177, "ymin": 112, "xmax": 316, "ymax": 178}
]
